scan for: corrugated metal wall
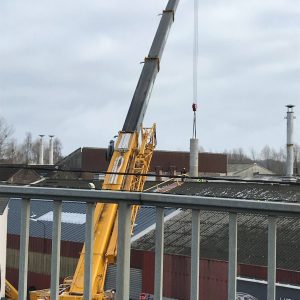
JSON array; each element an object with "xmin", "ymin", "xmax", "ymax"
[
  {"xmin": 130, "ymin": 250, "xmax": 300, "ymax": 300},
  {"xmin": 6, "ymin": 236, "xmax": 300, "ymax": 300},
  {"xmin": 105, "ymin": 265, "xmax": 142, "ymax": 300},
  {"xmin": 131, "ymin": 250, "xmax": 228, "ymax": 300},
  {"xmin": 239, "ymin": 263, "xmax": 300, "ymax": 286}
]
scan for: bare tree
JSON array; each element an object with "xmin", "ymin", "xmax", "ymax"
[
  {"xmin": 226, "ymin": 148, "xmax": 251, "ymax": 163},
  {"xmin": 260, "ymin": 145, "xmax": 271, "ymax": 161},
  {"xmin": 31, "ymin": 138, "xmax": 41, "ymax": 164},
  {"xmin": 5, "ymin": 139, "xmax": 18, "ymax": 163},
  {"xmin": 18, "ymin": 132, "xmax": 34, "ymax": 164},
  {"xmin": 0, "ymin": 116, "xmax": 13, "ymax": 159},
  {"xmin": 53, "ymin": 137, "xmax": 63, "ymax": 163},
  {"xmin": 199, "ymin": 145, "xmax": 205, "ymax": 153},
  {"xmin": 0, "ymin": 115, "xmax": 65, "ymax": 165},
  {"xmin": 250, "ymin": 147, "xmax": 257, "ymax": 161}
]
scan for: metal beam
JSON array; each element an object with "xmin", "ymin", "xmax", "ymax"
[
  {"xmin": 267, "ymin": 216, "xmax": 277, "ymax": 300},
  {"xmin": 141, "ymin": 193, "xmax": 300, "ymax": 216},
  {"xmin": 116, "ymin": 202, "xmax": 132, "ymax": 300},
  {"xmin": 154, "ymin": 207, "xmax": 164, "ymax": 300},
  {"xmin": 50, "ymin": 200, "xmax": 62, "ymax": 300},
  {"xmin": 18, "ymin": 198, "xmax": 30, "ymax": 300},
  {"xmin": 190, "ymin": 209, "xmax": 200, "ymax": 300},
  {"xmin": 1, "ymin": 185, "xmax": 300, "ymax": 216},
  {"xmin": 122, "ymin": 0, "xmax": 180, "ymax": 133},
  {"xmin": 84, "ymin": 203, "xmax": 95, "ymax": 300},
  {"xmin": 228, "ymin": 213, "xmax": 237, "ymax": 300}
]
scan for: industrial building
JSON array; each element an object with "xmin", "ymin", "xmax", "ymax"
[
  {"xmin": 0, "ymin": 0, "xmax": 298, "ymax": 297},
  {"xmin": 227, "ymin": 163, "xmax": 275, "ymax": 179},
  {"xmin": 57, "ymin": 147, "xmax": 228, "ymax": 177}
]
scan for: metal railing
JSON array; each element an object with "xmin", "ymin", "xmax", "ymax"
[{"xmin": 1, "ymin": 184, "xmax": 300, "ymax": 300}]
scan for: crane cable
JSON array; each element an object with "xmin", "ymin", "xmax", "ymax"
[{"xmin": 192, "ymin": 0, "xmax": 199, "ymax": 139}]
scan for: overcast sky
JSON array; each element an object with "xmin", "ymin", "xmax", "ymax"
[{"xmin": 0, "ymin": 0, "xmax": 299, "ymax": 156}]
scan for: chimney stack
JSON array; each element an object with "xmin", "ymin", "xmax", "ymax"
[
  {"xmin": 49, "ymin": 135, "xmax": 54, "ymax": 165},
  {"xmin": 39, "ymin": 135, "xmax": 45, "ymax": 165},
  {"xmin": 189, "ymin": 138, "xmax": 199, "ymax": 177},
  {"xmin": 286, "ymin": 105, "xmax": 295, "ymax": 178}
]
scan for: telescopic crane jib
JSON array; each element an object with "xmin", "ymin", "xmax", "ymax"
[{"xmin": 10, "ymin": 1, "xmax": 180, "ymax": 300}]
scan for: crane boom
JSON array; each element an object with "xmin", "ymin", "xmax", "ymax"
[
  {"xmin": 26, "ymin": 1, "xmax": 180, "ymax": 300},
  {"xmin": 122, "ymin": 0, "xmax": 179, "ymax": 133}
]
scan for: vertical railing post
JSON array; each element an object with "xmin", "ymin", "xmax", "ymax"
[
  {"xmin": 50, "ymin": 200, "xmax": 62, "ymax": 300},
  {"xmin": 228, "ymin": 212, "xmax": 237, "ymax": 300},
  {"xmin": 190, "ymin": 209, "xmax": 200, "ymax": 300},
  {"xmin": 84, "ymin": 202, "xmax": 95, "ymax": 300},
  {"xmin": 268, "ymin": 216, "xmax": 277, "ymax": 300},
  {"xmin": 116, "ymin": 202, "xmax": 132, "ymax": 300},
  {"xmin": 154, "ymin": 207, "xmax": 164, "ymax": 300},
  {"xmin": 18, "ymin": 198, "xmax": 30, "ymax": 300}
]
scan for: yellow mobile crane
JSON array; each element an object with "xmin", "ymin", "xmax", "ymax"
[{"xmin": 6, "ymin": 0, "xmax": 179, "ymax": 299}]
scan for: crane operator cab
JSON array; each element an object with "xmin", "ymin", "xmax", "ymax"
[{"xmin": 106, "ymin": 139, "xmax": 115, "ymax": 162}]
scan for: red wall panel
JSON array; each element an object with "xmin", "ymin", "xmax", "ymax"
[
  {"xmin": 7, "ymin": 234, "xmax": 82, "ymax": 258},
  {"xmin": 6, "ymin": 268, "xmax": 64, "ymax": 290},
  {"xmin": 7, "ymin": 247, "xmax": 300, "ymax": 299},
  {"xmin": 131, "ymin": 250, "xmax": 229, "ymax": 300},
  {"xmin": 239, "ymin": 263, "xmax": 300, "ymax": 286}
]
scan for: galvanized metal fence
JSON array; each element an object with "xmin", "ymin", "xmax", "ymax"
[{"xmin": 1, "ymin": 185, "xmax": 300, "ymax": 300}]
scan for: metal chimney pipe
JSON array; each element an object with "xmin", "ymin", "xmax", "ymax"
[
  {"xmin": 49, "ymin": 135, "xmax": 54, "ymax": 165},
  {"xmin": 286, "ymin": 105, "xmax": 295, "ymax": 178},
  {"xmin": 189, "ymin": 138, "xmax": 199, "ymax": 177},
  {"xmin": 39, "ymin": 135, "xmax": 45, "ymax": 165}
]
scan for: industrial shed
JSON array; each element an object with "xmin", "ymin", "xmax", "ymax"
[
  {"xmin": 56, "ymin": 147, "xmax": 228, "ymax": 176},
  {"xmin": 227, "ymin": 163, "xmax": 275, "ymax": 179}
]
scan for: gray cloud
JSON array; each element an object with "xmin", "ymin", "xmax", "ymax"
[{"xmin": 0, "ymin": 0, "xmax": 299, "ymax": 155}]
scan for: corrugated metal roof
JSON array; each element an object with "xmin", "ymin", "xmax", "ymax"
[
  {"xmin": 33, "ymin": 178, "xmax": 102, "ymax": 189},
  {"xmin": 167, "ymin": 181, "xmax": 299, "ymax": 202},
  {"xmin": 7, "ymin": 199, "xmax": 174, "ymax": 243},
  {"xmin": 132, "ymin": 209, "xmax": 300, "ymax": 271},
  {"xmin": 228, "ymin": 164, "xmax": 254, "ymax": 173},
  {"xmin": 0, "ymin": 197, "xmax": 9, "ymax": 214},
  {"xmin": 8, "ymin": 199, "xmax": 86, "ymax": 242},
  {"xmin": 0, "ymin": 166, "xmax": 20, "ymax": 181}
]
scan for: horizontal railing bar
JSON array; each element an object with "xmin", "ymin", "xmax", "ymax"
[
  {"xmin": 0, "ymin": 185, "xmax": 141, "ymax": 203},
  {"xmin": 0, "ymin": 185, "xmax": 300, "ymax": 216},
  {"xmin": 140, "ymin": 193, "xmax": 300, "ymax": 216}
]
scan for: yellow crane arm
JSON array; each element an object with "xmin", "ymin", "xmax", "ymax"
[
  {"xmin": 5, "ymin": 279, "xmax": 18, "ymax": 300},
  {"xmin": 30, "ymin": 125, "xmax": 156, "ymax": 300},
  {"xmin": 65, "ymin": 126, "xmax": 156, "ymax": 298},
  {"xmin": 61, "ymin": 131, "xmax": 139, "ymax": 299}
]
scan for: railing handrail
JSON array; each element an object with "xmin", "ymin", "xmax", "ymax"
[{"xmin": 0, "ymin": 184, "xmax": 299, "ymax": 216}]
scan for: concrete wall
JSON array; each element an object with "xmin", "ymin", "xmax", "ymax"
[{"xmin": 0, "ymin": 208, "xmax": 8, "ymax": 297}]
